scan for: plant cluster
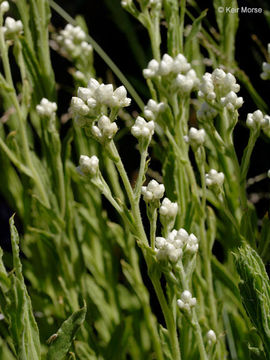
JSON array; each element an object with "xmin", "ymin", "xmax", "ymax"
[{"xmin": 0, "ymin": 1, "xmax": 270, "ymax": 359}]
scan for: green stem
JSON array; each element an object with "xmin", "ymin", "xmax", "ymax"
[
  {"xmin": 151, "ymin": 277, "xmax": 181, "ymax": 360},
  {"xmin": 177, "ymin": 262, "xmax": 208, "ymax": 360},
  {"xmin": 134, "ymin": 148, "xmax": 148, "ymax": 201}
]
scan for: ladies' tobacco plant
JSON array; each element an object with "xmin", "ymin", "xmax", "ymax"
[{"xmin": 0, "ymin": 0, "xmax": 270, "ymax": 359}]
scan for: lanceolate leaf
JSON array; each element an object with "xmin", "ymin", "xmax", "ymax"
[
  {"xmin": 47, "ymin": 304, "xmax": 87, "ymax": 360},
  {"xmin": 6, "ymin": 217, "xmax": 41, "ymax": 360}
]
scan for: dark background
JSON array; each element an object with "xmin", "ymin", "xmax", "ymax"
[{"xmin": 1, "ymin": 0, "xmax": 270, "ymax": 248}]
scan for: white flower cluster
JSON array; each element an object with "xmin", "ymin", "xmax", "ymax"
[
  {"xmin": 55, "ymin": 24, "xmax": 92, "ymax": 59},
  {"xmin": 2, "ymin": 16, "xmax": 23, "ymax": 37},
  {"xmin": 177, "ymin": 290, "xmax": 197, "ymax": 312},
  {"xmin": 143, "ymin": 53, "xmax": 199, "ymax": 94},
  {"xmin": 261, "ymin": 44, "xmax": 270, "ymax": 80},
  {"xmin": 144, "ymin": 99, "xmax": 165, "ymax": 121},
  {"xmin": 91, "ymin": 115, "xmax": 118, "ymax": 142},
  {"xmin": 206, "ymin": 330, "xmax": 217, "ymax": 345},
  {"xmin": 155, "ymin": 228, "xmax": 199, "ymax": 263},
  {"xmin": 246, "ymin": 110, "xmax": 270, "ymax": 130},
  {"xmin": 141, "ymin": 179, "xmax": 165, "ymax": 202},
  {"xmin": 184, "ymin": 127, "xmax": 206, "ymax": 147},
  {"xmin": 205, "ymin": 169, "xmax": 224, "ymax": 187},
  {"xmin": 160, "ymin": 198, "xmax": 178, "ymax": 218},
  {"xmin": 78, "ymin": 155, "xmax": 99, "ymax": 177},
  {"xmin": 36, "ymin": 98, "xmax": 57, "ymax": 117},
  {"xmin": 0, "ymin": 1, "xmax": 9, "ymax": 13},
  {"xmin": 198, "ymin": 68, "xmax": 243, "ymax": 112},
  {"xmin": 71, "ymin": 79, "xmax": 131, "ymax": 126},
  {"xmin": 131, "ymin": 116, "xmax": 155, "ymax": 142}
]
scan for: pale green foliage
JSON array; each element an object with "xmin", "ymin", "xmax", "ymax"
[{"xmin": 0, "ymin": 0, "xmax": 269, "ymax": 359}]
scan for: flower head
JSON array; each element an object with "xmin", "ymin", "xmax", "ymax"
[
  {"xmin": 141, "ymin": 180, "xmax": 165, "ymax": 202},
  {"xmin": 205, "ymin": 169, "xmax": 224, "ymax": 187},
  {"xmin": 177, "ymin": 290, "xmax": 197, "ymax": 312},
  {"xmin": 78, "ymin": 155, "xmax": 99, "ymax": 177},
  {"xmin": 36, "ymin": 98, "xmax": 57, "ymax": 117}
]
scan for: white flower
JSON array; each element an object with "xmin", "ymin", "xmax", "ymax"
[
  {"xmin": 212, "ymin": 68, "xmax": 226, "ymax": 86},
  {"xmin": 160, "ymin": 198, "xmax": 178, "ymax": 217},
  {"xmin": 131, "ymin": 116, "xmax": 155, "ymax": 140},
  {"xmin": 2, "ymin": 17, "xmax": 23, "ymax": 37},
  {"xmin": 198, "ymin": 72, "xmax": 216, "ymax": 101},
  {"xmin": 91, "ymin": 115, "xmax": 118, "ymax": 141},
  {"xmin": 185, "ymin": 127, "xmax": 206, "ymax": 146},
  {"xmin": 71, "ymin": 97, "xmax": 90, "ymax": 116},
  {"xmin": 36, "ymin": 98, "xmax": 57, "ymax": 117},
  {"xmin": 220, "ymin": 91, "xmax": 243, "ymax": 111},
  {"xmin": 246, "ymin": 110, "xmax": 270, "ymax": 130},
  {"xmin": 78, "ymin": 155, "xmax": 99, "ymax": 176},
  {"xmin": 143, "ymin": 59, "xmax": 159, "ymax": 78},
  {"xmin": 0, "ymin": 1, "xmax": 9, "ymax": 13},
  {"xmin": 144, "ymin": 99, "xmax": 165, "ymax": 120},
  {"xmin": 171, "ymin": 53, "xmax": 191, "ymax": 73},
  {"xmin": 177, "ymin": 290, "xmax": 197, "ymax": 312},
  {"xmin": 141, "ymin": 179, "xmax": 165, "ymax": 202},
  {"xmin": 143, "ymin": 53, "xmax": 193, "ymax": 79},
  {"xmin": 71, "ymin": 79, "xmax": 131, "ymax": 125},
  {"xmin": 261, "ymin": 61, "xmax": 270, "ymax": 80},
  {"xmin": 205, "ymin": 169, "xmax": 224, "ymax": 187},
  {"xmin": 112, "ymin": 86, "xmax": 131, "ymax": 107},
  {"xmin": 186, "ymin": 233, "xmax": 199, "ymax": 253},
  {"xmin": 175, "ymin": 69, "xmax": 199, "ymax": 94},
  {"xmin": 55, "ymin": 24, "xmax": 92, "ymax": 59},
  {"xmin": 155, "ymin": 228, "xmax": 198, "ymax": 263},
  {"xmin": 206, "ymin": 330, "xmax": 217, "ymax": 345},
  {"xmin": 158, "ymin": 54, "xmax": 174, "ymax": 76}
]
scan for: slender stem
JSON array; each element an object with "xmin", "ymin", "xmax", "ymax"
[
  {"xmin": 134, "ymin": 148, "xmax": 148, "ymax": 201},
  {"xmin": 149, "ymin": 206, "xmax": 157, "ymax": 250},
  {"xmin": 151, "ymin": 277, "xmax": 181, "ymax": 360},
  {"xmin": 177, "ymin": 262, "xmax": 208, "ymax": 360}
]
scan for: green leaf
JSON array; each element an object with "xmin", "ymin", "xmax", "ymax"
[
  {"xmin": 5, "ymin": 216, "xmax": 41, "ymax": 360},
  {"xmin": 47, "ymin": 304, "xmax": 87, "ymax": 360},
  {"xmin": 234, "ymin": 243, "xmax": 270, "ymax": 355}
]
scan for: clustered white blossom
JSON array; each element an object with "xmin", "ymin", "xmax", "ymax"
[
  {"xmin": 246, "ymin": 109, "xmax": 270, "ymax": 131},
  {"xmin": 206, "ymin": 330, "xmax": 217, "ymax": 345},
  {"xmin": 36, "ymin": 98, "xmax": 57, "ymax": 117},
  {"xmin": 155, "ymin": 228, "xmax": 199, "ymax": 263},
  {"xmin": 144, "ymin": 99, "xmax": 165, "ymax": 121},
  {"xmin": 141, "ymin": 179, "xmax": 165, "ymax": 202},
  {"xmin": 78, "ymin": 155, "xmax": 99, "ymax": 177},
  {"xmin": 71, "ymin": 79, "xmax": 131, "ymax": 127},
  {"xmin": 160, "ymin": 198, "xmax": 178, "ymax": 218},
  {"xmin": 131, "ymin": 116, "xmax": 155, "ymax": 142},
  {"xmin": 143, "ymin": 53, "xmax": 199, "ymax": 94},
  {"xmin": 2, "ymin": 16, "xmax": 23, "ymax": 37},
  {"xmin": 91, "ymin": 115, "xmax": 118, "ymax": 142},
  {"xmin": 184, "ymin": 127, "xmax": 206, "ymax": 147},
  {"xmin": 177, "ymin": 290, "xmax": 197, "ymax": 312},
  {"xmin": 198, "ymin": 68, "xmax": 243, "ymax": 115},
  {"xmin": 55, "ymin": 24, "xmax": 92, "ymax": 59},
  {"xmin": 261, "ymin": 44, "xmax": 270, "ymax": 80},
  {"xmin": 205, "ymin": 169, "xmax": 225, "ymax": 187}
]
